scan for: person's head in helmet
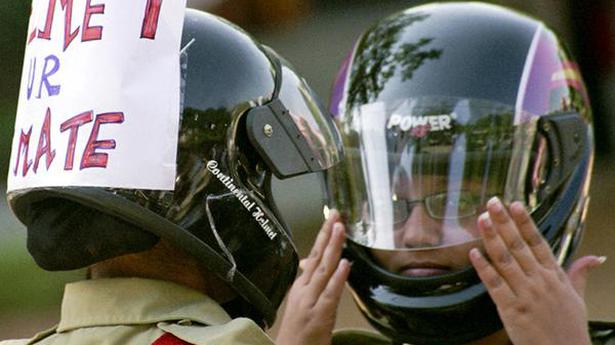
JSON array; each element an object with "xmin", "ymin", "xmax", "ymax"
[
  {"xmin": 3, "ymin": 6, "xmax": 342, "ymax": 344},
  {"xmin": 363, "ymin": 116, "xmax": 519, "ymax": 280},
  {"xmin": 279, "ymin": 2, "xmax": 608, "ymax": 344},
  {"xmin": 318, "ymin": 2, "xmax": 601, "ymax": 345}
]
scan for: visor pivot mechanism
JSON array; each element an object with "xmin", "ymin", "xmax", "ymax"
[
  {"xmin": 263, "ymin": 124, "xmax": 274, "ymax": 137},
  {"xmin": 539, "ymin": 112, "xmax": 588, "ymax": 196},
  {"xmin": 246, "ymin": 99, "xmax": 321, "ymax": 178}
]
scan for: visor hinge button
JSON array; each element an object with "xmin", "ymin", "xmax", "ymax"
[{"xmin": 263, "ymin": 124, "xmax": 274, "ymax": 137}]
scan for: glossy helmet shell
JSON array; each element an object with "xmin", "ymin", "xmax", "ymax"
[
  {"xmin": 8, "ymin": 9, "xmax": 341, "ymax": 327},
  {"xmin": 327, "ymin": 3, "xmax": 593, "ymax": 344}
]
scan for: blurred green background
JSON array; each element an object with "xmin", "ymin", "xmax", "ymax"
[{"xmin": 1, "ymin": 0, "xmax": 614, "ymax": 339}]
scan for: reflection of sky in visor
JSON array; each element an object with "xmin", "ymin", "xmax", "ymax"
[
  {"xmin": 446, "ymin": 133, "xmax": 466, "ymax": 220},
  {"xmin": 360, "ymin": 102, "xmax": 394, "ymax": 248}
]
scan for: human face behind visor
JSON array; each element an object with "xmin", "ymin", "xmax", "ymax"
[
  {"xmin": 334, "ymin": 96, "xmax": 541, "ymax": 276},
  {"xmin": 370, "ymin": 174, "xmax": 494, "ymax": 276}
]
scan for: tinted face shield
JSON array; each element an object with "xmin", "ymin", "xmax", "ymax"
[{"xmin": 330, "ymin": 96, "xmax": 558, "ymax": 276}]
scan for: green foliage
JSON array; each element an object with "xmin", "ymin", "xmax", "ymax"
[
  {"xmin": 0, "ymin": 236, "xmax": 84, "ymax": 313},
  {"xmin": 0, "ymin": 2, "xmax": 29, "ymax": 179},
  {"xmin": 0, "ymin": 2, "xmax": 29, "ymax": 99},
  {"xmin": 347, "ymin": 11, "xmax": 442, "ymax": 107},
  {"xmin": 0, "ymin": 102, "xmax": 16, "ymax": 178}
]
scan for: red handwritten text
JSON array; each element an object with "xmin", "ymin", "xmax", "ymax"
[{"xmin": 13, "ymin": 108, "xmax": 125, "ymax": 177}]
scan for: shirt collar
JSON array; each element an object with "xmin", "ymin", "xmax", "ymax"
[{"xmin": 57, "ymin": 277, "xmax": 232, "ymax": 332}]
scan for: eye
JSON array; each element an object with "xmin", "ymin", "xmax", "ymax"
[
  {"xmin": 457, "ymin": 192, "xmax": 479, "ymax": 217},
  {"xmin": 427, "ymin": 191, "xmax": 479, "ymax": 219},
  {"xmin": 391, "ymin": 199, "xmax": 409, "ymax": 224},
  {"xmin": 425, "ymin": 193, "xmax": 447, "ymax": 218}
]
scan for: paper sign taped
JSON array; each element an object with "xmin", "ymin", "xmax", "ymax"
[{"xmin": 7, "ymin": 0, "xmax": 187, "ymax": 192}]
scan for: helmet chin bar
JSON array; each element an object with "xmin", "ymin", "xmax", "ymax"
[{"xmin": 344, "ymin": 243, "xmax": 502, "ymax": 345}]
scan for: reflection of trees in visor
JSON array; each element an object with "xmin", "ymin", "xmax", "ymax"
[
  {"xmin": 278, "ymin": 65, "xmax": 342, "ymax": 171},
  {"xmin": 291, "ymin": 82, "xmax": 331, "ymax": 168},
  {"xmin": 387, "ymin": 100, "xmax": 515, "ymax": 205},
  {"xmin": 347, "ymin": 12, "xmax": 442, "ymax": 108},
  {"xmin": 328, "ymin": 98, "xmax": 537, "ymax": 244}
]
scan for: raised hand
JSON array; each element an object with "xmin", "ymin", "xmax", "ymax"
[
  {"xmin": 469, "ymin": 197, "xmax": 605, "ymax": 345},
  {"xmin": 276, "ymin": 210, "xmax": 351, "ymax": 345}
]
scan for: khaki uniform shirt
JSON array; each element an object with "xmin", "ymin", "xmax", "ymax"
[
  {"xmin": 331, "ymin": 323, "xmax": 615, "ymax": 345},
  {"xmin": 0, "ymin": 278, "xmax": 275, "ymax": 345}
]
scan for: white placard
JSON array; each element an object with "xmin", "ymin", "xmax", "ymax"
[{"xmin": 7, "ymin": 0, "xmax": 187, "ymax": 192}]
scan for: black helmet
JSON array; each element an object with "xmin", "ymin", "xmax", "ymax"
[
  {"xmin": 7, "ymin": 9, "xmax": 342, "ymax": 327},
  {"xmin": 327, "ymin": 2, "xmax": 593, "ymax": 344}
]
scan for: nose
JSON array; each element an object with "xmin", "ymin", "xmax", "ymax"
[{"xmin": 399, "ymin": 204, "xmax": 442, "ymax": 248}]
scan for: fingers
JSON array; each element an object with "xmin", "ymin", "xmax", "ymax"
[
  {"xmin": 509, "ymin": 202, "xmax": 557, "ymax": 268},
  {"xmin": 477, "ymin": 204, "xmax": 527, "ymax": 292},
  {"xmin": 276, "ymin": 211, "xmax": 349, "ymax": 345},
  {"xmin": 472, "ymin": 199, "xmax": 597, "ymax": 345},
  {"xmin": 469, "ymin": 248, "xmax": 516, "ymax": 306},
  {"xmin": 317, "ymin": 258, "xmax": 351, "ymax": 311},
  {"xmin": 311, "ymin": 209, "xmax": 340, "ymax": 260},
  {"xmin": 295, "ymin": 209, "xmax": 348, "ymax": 307},
  {"xmin": 486, "ymin": 199, "xmax": 540, "ymax": 274},
  {"xmin": 477, "ymin": 197, "xmax": 563, "ymax": 295},
  {"xmin": 298, "ymin": 210, "xmax": 340, "ymax": 283},
  {"xmin": 305, "ymin": 222, "xmax": 347, "ymax": 303},
  {"xmin": 566, "ymin": 255, "xmax": 607, "ymax": 298}
]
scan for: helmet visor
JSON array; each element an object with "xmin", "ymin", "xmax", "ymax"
[
  {"xmin": 278, "ymin": 65, "xmax": 343, "ymax": 170},
  {"xmin": 332, "ymin": 97, "xmax": 540, "ymax": 254}
]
